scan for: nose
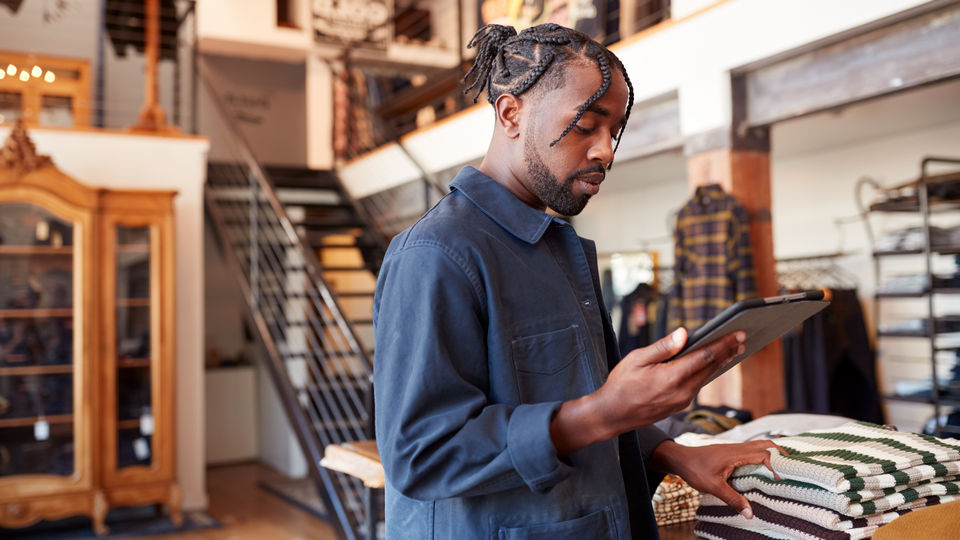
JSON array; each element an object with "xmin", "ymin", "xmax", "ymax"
[{"xmin": 587, "ymin": 133, "xmax": 614, "ymax": 168}]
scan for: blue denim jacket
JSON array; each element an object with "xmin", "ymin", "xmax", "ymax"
[{"xmin": 373, "ymin": 167, "xmax": 670, "ymax": 539}]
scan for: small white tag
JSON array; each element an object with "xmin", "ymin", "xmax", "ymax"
[
  {"xmin": 34, "ymin": 419, "xmax": 50, "ymax": 441},
  {"xmin": 133, "ymin": 437, "xmax": 150, "ymax": 460},
  {"xmin": 140, "ymin": 412, "xmax": 154, "ymax": 436}
]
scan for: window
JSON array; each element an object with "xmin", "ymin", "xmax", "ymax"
[{"xmin": 0, "ymin": 52, "xmax": 89, "ymax": 128}]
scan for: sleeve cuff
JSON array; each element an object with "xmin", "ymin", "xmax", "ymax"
[
  {"xmin": 506, "ymin": 401, "xmax": 573, "ymax": 493},
  {"xmin": 635, "ymin": 425, "xmax": 672, "ymax": 461}
]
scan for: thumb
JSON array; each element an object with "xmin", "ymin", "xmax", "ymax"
[{"xmin": 633, "ymin": 328, "xmax": 687, "ymax": 366}]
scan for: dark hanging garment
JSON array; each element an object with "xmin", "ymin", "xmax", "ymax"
[
  {"xmin": 618, "ymin": 283, "xmax": 655, "ymax": 352},
  {"xmin": 782, "ymin": 309, "xmax": 831, "ymax": 414},
  {"xmin": 105, "ymin": 0, "xmax": 179, "ymax": 60},
  {"xmin": 782, "ymin": 288, "xmax": 884, "ymax": 423},
  {"xmin": 824, "ymin": 289, "xmax": 885, "ymax": 424},
  {"xmin": 671, "ymin": 184, "xmax": 757, "ymax": 333}
]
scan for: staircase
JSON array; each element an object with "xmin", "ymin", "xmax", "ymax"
[{"xmin": 201, "ymin": 64, "xmax": 387, "ymax": 539}]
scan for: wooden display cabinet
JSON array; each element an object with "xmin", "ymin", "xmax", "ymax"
[{"xmin": 0, "ymin": 124, "xmax": 178, "ymax": 535}]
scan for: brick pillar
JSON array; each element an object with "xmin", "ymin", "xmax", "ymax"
[{"xmin": 683, "ymin": 124, "xmax": 784, "ymax": 417}]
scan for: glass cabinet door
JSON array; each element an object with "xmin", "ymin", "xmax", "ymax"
[
  {"xmin": 114, "ymin": 226, "xmax": 154, "ymax": 470},
  {"xmin": 0, "ymin": 202, "xmax": 76, "ymax": 478}
]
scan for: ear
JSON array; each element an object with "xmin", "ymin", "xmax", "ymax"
[{"xmin": 493, "ymin": 93, "xmax": 522, "ymax": 139}]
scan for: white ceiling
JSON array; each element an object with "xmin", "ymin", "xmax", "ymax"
[{"xmin": 772, "ymin": 77, "xmax": 960, "ymax": 158}]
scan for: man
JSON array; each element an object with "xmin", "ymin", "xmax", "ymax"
[{"xmin": 373, "ymin": 23, "xmax": 780, "ymax": 539}]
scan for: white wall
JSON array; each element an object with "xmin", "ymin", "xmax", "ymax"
[
  {"xmin": 205, "ymin": 366, "xmax": 259, "ymax": 464},
  {"xmin": 199, "ymin": 54, "xmax": 309, "ymax": 166},
  {"xmin": 574, "ymin": 150, "xmax": 688, "ymax": 261},
  {"xmin": 0, "ymin": 126, "xmax": 211, "ymax": 510},
  {"xmin": 197, "ymin": 0, "xmax": 312, "ymax": 62},
  {"xmin": 339, "ymin": 0, "xmax": 935, "ymax": 195},
  {"xmin": 257, "ymin": 360, "xmax": 308, "ymax": 477}
]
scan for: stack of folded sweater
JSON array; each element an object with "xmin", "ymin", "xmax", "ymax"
[
  {"xmin": 653, "ymin": 474, "xmax": 701, "ymax": 526},
  {"xmin": 695, "ymin": 421, "xmax": 960, "ymax": 539}
]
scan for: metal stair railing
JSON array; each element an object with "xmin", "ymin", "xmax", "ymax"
[{"xmin": 199, "ymin": 60, "xmax": 375, "ymax": 540}]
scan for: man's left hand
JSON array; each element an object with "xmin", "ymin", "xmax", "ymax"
[{"xmin": 649, "ymin": 439, "xmax": 785, "ymax": 519}]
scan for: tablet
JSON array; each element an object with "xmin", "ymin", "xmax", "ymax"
[{"xmin": 671, "ymin": 290, "xmax": 830, "ymax": 384}]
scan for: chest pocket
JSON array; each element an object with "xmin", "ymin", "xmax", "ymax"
[{"xmin": 511, "ymin": 325, "xmax": 588, "ymax": 403}]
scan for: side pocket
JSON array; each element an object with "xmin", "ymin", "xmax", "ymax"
[
  {"xmin": 497, "ymin": 508, "xmax": 613, "ymax": 540},
  {"xmin": 511, "ymin": 325, "xmax": 586, "ymax": 403}
]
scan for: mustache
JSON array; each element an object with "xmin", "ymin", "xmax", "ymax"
[{"xmin": 566, "ymin": 165, "xmax": 606, "ymax": 183}]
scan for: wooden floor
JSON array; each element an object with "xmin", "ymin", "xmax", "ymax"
[{"xmin": 141, "ymin": 463, "xmax": 340, "ymax": 540}]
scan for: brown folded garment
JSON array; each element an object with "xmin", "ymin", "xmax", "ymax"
[{"xmin": 873, "ymin": 499, "xmax": 960, "ymax": 540}]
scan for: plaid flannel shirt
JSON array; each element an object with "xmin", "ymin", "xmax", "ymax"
[{"xmin": 671, "ymin": 184, "xmax": 757, "ymax": 332}]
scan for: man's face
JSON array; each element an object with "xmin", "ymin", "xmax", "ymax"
[{"xmin": 520, "ymin": 61, "xmax": 628, "ymax": 216}]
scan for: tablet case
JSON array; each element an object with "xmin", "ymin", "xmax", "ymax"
[{"xmin": 676, "ymin": 292, "xmax": 830, "ymax": 384}]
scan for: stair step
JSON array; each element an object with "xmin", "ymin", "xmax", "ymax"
[
  {"xmin": 313, "ymin": 418, "xmax": 368, "ymax": 432},
  {"xmin": 321, "ymin": 266, "xmax": 369, "ymax": 272},
  {"xmin": 264, "ymin": 166, "xmax": 342, "ymax": 190},
  {"xmin": 296, "ymin": 219, "xmax": 368, "ymax": 229},
  {"xmin": 284, "ymin": 350, "xmax": 372, "ymax": 361}
]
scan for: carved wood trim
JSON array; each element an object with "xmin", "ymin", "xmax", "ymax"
[{"xmin": 0, "ymin": 119, "xmax": 52, "ymax": 172}]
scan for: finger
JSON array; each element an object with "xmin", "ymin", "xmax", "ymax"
[
  {"xmin": 632, "ymin": 328, "xmax": 687, "ymax": 366},
  {"xmin": 759, "ymin": 442, "xmax": 784, "ymax": 480},
  {"xmin": 680, "ymin": 332, "xmax": 745, "ymax": 380},
  {"xmin": 711, "ymin": 482, "xmax": 754, "ymax": 519}
]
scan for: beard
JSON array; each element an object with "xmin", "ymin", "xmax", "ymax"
[{"xmin": 524, "ymin": 136, "xmax": 593, "ymax": 216}]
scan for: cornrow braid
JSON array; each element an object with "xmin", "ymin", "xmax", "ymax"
[
  {"xmin": 463, "ymin": 23, "xmax": 635, "ymax": 155},
  {"xmin": 613, "ymin": 65, "xmax": 634, "ymax": 157},
  {"xmin": 462, "ymin": 24, "xmax": 518, "ymax": 103},
  {"xmin": 549, "ymin": 54, "xmax": 610, "ymax": 147},
  {"xmin": 508, "ymin": 51, "xmax": 555, "ymax": 97}
]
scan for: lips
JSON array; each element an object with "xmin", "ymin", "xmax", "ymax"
[{"xmin": 576, "ymin": 173, "xmax": 604, "ymax": 196}]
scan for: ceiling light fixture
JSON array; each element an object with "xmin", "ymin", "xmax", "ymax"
[
  {"xmin": 31, "ymin": 65, "xmax": 42, "ymax": 78},
  {"xmin": 44, "ymin": 71, "xmax": 55, "ymax": 83},
  {"xmin": 6, "ymin": 64, "xmax": 16, "ymax": 76},
  {"xmin": 19, "ymin": 70, "xmax": 29, "ymax": 82}
]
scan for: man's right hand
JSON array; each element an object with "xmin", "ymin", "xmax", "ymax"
[{"xmin": 549, "ymin": 328, "xmax": 745, "ymax": 456}]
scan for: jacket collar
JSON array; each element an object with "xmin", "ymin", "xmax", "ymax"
[
  {"xmin": 449, "ymin": 166, "xmax": 558, "ymax": 244},
  {"xmin": 693, "ymin": 184, "xmax": 727, "ymax": 204}
]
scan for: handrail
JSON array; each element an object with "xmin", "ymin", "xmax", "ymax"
[
  {"xmin": 198, "ymin": 58, "xmax": 374, "ymax": 375},
  {"xmin": 200, "ymin": 59, "xmax": 377, "ymax": 539}
]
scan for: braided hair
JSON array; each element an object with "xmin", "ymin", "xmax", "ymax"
[{"xmin": 463, "ymin": 23, "xmax": 634, "ymax": 156}]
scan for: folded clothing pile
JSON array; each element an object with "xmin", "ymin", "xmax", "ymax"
[
  {"xmin": 653, "ymin": 474, "xmax": 701, "ymax": 526},
  {"xmin": 695, "ymin": 421, "xmax": 960, "ymax": 539}
]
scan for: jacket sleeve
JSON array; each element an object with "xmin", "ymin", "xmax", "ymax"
[
  {"xmin": 373, "ymin": 242, "xmax": 573, "ymax": 501},
  {"xmin": 728, "ymin": 201, "xmax": 757, "ymax": 301}
]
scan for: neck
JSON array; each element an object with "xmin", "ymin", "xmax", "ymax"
[{"xmin": 478, "ymin": 141, "xmax": 545, "ymax": 211}]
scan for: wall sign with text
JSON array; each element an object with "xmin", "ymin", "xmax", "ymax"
[{"xmin": 313, "ymin": 0, "xmax": 391, "ymax": 47}]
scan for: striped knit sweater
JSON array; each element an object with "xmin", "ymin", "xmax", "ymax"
[
  {"xmin": 699, "ymin": 490, "xmax": 957, "ymax": 532},
  {"xmin": 724, "ymin": 421, "xmax": 960, "ymax": 516},
  {"xmin": 732, "ymin": 421, "xmax": 960, "ymax": 492}
]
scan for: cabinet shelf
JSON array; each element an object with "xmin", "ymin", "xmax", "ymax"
[
  {"xmin": 876, "ymin": 288, "xmax": 960, "ymax": 298},
  {"xmin": 0, "ymin": 414, "xmax": 73, "ymax": 429},
  {"xmin": 117, "ymin": 419, "xmax": 141, "ymax": 430},
  {"xmin": 0, "ymin": 308, "xmax": 73, "ymax": 319},
  {"xmin": 118, "ymin": 358, "xmax": 150, "ymax": 368},
  {"xmin": 869, "ymin": 199, "xmax": 960, "ymax": 213},
  {"xmin": 884, "ymin": 393, "xmax": 960, "ymax": 408},
  {"xmin": 873, "ymin": 247, "xmax": 960, "ymax": 257},
  {"xmin": 0, "ymin": 364, "xmax": 73, "ymax": 376},
  {"xmin": 117, "ymin": 244, "xmax": 150, "ymax": 254},
  {"xmin": 0, "ymin": 245, "xmax": 73, "ymax": 255},
  {"xmin": 116, "ymin": 298, "xmax": 150, "ymax": 308}
]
